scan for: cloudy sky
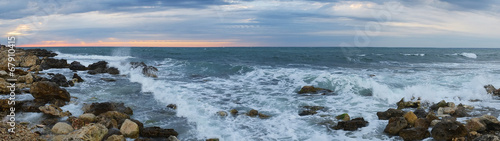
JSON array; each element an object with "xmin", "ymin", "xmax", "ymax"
[{"xmin": 0, "ymin": 0, "xmax": 499, "ymax": 47}]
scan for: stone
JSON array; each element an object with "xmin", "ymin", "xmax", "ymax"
[
  {"xmin": 404, "ymin": 111, "xmax": 418, "ymax": 127},
  {"xmin": 20, "ymin": 54, "xmax": 39, "ymax": 67},
  {"xmin": 107, "ymin": 67, "xmax": 120, "ymax": 75},
  {"xmin": 426, "ymin": 112, "xmax": 439, "ymax": 122},
  {"xmin": 41, "ymin": 58, "xmax": 69, "ymax": 69},
  {"xmin": 396, "ymin": 98, "xmax": 420, "ymax": 109},
  {"xmin": 247, "ymin": 109, "xmax": 259, "ymax": 117},
  {"xmin": 79, "ymin": 113, "xmax": 96, "ymax": 123},
  {"xmin": 466, "ymin": 118, "xmax": 486, "ymax": 132},
  {"xmin": 431, "ymin": 120, "xmax": 468, "ymax": 141},
  {"xmin": 377, "ymin": 108, "xmax": 405, "ymax": 120},
  {"xmin": 30, "ymin": 81, "xmax": 71, "ymax": 102},
  {"xmin": 88, "ymin": 61, "xmax": 109, "ymax": 70},
  {"xmin": 105, "ymin": 135, "xmax": 125, "ymax": 141},
  {"xmin": 39, "ymin": 104, "xmax": 71, "ymax": 117},
  {"xmin": 51, "ymin": 122, "xmax": 74, "ymax": 134},
  {"xmin": 103, "ymin": 128, "xmax": 122, "ymax": 141},
  {"xmin": 64, "ymin": 123, "xmax": 108, "ymax": 141},
  {"xmin": 83, "ymin": 102, "xmax": 133, "ymax": 116},
  {"xmin": 297, "ymin": 86, "xmax": 333, "ymax": 95},
  {"xmin": 50, "ymin": 73, "xmax": 70, "ymax": 87},
  {"xmin": 259, "ymin": 113, "xmax": 271, "ymax": 119},
  {"xmin": 335, "ymin": 113, "xmax": 350, "ymax": 121},
  {"xmin": 99, "ymin": 111, "xmax": 131, "ymax": 127},
  {"xmin": 18, "ymin": 73, "xmax": 34, "ymax": 84},
  {"xmin": 431, "ymin": 120, "xmax": 441, "ymax": 127},
  {"xmin": 384, "ymin": 117, "xmax": 408, "ymax": 135},
  {"xmin": 399, "ymin": 127, "xmax": 430, "ymax": 141},
  {"xmin": 217, "ymin": 111, "xmax": 228, "ymax": 117},
  {"xmin": 120, "ymin": 119, "xmax": 140, "ymax": 138},
  {"xmin": 141, "ymin": 127, "xmax": 179, "ymax": 138},
  {"xmin": 452, "ymin": 104, "xmax": 469, "ymax": 117},
  {"xmin": 167, "ymin": 104, "xmax": 177, "ymax": 109},
  {"xmin": 485, "ymin": 85, "xmax": 498, "ymax": 95},
  {"xmin": 299, "ymin": 106, "xmax": 325, "ymax": 116},
  {"xmin": 414, "ymin": 118, "xmax": 430, "ymax": 129},
  {"xmin": 430, "ymin": 100, "xmax": 449, "ymax": 111},
  {"xmin": 26, "ymin": 48, "xmax": 58, "ymax": 57},
  {"xmin": 479, "ymin": 115, "xmax": 500, "ymax": 131},
  {"xmin": 142, "ymin": 66, "xmax": 158, "ymax": 78},
  {"xmin": 414, "ymin": 108, "xmax": 427, "ymax": 119},
  {"xmin": 230, "ymin": 109, "xmax": 238, "ymax": 115},
  {"xmin": 473, "ymin": 134, "xmax": 500, "ymax": 141},
  {"xmin": 441, "ymin": 107, "xmax": 455, "ymax": 114},
  {"xmin": 73, "ymin": 73, "xmax": 84, "ymax": 82},
  {"xmin": 69, "ymin": 61, "xmax": 86, "ymax": 71},
  {"xmin": 332, "ymin": 117, "xmax": 369, "ymax": 131},
  {"xmin": 101, "ymin": 78, "xmax": 117, "ymax": 82},
  {"xmin": 168, "ymin": 136, "xmax": 180, "ymax": 141}
]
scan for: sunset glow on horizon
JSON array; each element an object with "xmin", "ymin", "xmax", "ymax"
[{"xmin": 18, "ymin": 40, "xmax": 243, "ymax": 47}]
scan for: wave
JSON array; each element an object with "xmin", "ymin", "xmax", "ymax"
[
  {"xmin": 53, "ymin": 51, "xmax": 134, "ymax": 66},
  {"xmin": 448, "ymin": 52, "xmax": 477, "ymax": 59},
  {"xmin": 402, "ymin": 53, "xmax": 425, "ymax": 56}
]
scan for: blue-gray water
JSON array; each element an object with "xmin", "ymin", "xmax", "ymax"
[{"xmin": 19, "ymin": 47, "xmax": 500, "ymax": 140}]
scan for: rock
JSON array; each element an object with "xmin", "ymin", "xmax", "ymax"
[
  {"xmin": 30, "ymin": 65, "xmax": 42, "ymax": 72},
  {"xmin": 396, "ymin": 98, "xmax": 420, "ymax": 109},
  {"xmin": 441, "ymin": 107, "xmax": 455, "ymax": 114},
  {"xmin": 106, "ymin": 135, "xmax": 125, "ymax": 141},
  {"xmin": 384, "ymin": 117, "xmax": 408, "ymax": 135},
  {"xmin": 26, "ymin": 48, "xmax": 58, "ymax": 57},
  {"xmin": 141, "ymin": 127, "xmax": 179, "ymax": 138},
  {"xmin": 473, "ymin": 134, "xmax": 500, "ymax": 141},
  {"xmin": 377, "ymin": 108, "xmax": 405, "ymax": 120},
  {"xmin": 30, "ymin": 81, "xmax": 71, "ymax": 102},
  {"xmin": 98, "ymin": 111, "xmax": 131, "ymax": 127},
  {"xmin": 259, "ymin": 113, "xmax": 271, "ymax": 119},
  {"xmin": 41, "ymin": 58, "xmax": 69, "ymax": 69},
  {"xmin": 247, "ymin": 109, "xmax": 259, "ymax": 117},
  {"xmin": 79, "ymin": 113, "xmax": 96, "ymax": 123},
  {"xmin": 107, "ymin": 67, "xmax": 120, "ymax": 75},
  {"xmin": 83, "ymin": 102, "xmax": 133, "ymax": 115},
  {"xmin": 50, "ymin": 73, "xmax": 70, "ymax": 87},
  {"xmin": 430, "ymin": 100, "xmax": 449, "ymax": 111},
  {"xmin": 18, "ymin": 73, "xmax": 34, "ymax": 84},
  {"xmin": 69, "ymin": 61, "xmax": 86, "ymax": 71},
  {"xmin": 299, "ymin": 106, "xmax": 325, "ymax": 116},
  {"xmin": 168, "ymin": 136, "xmax": 180, "ymax": 141},
  {"xmin": 297, "ymin": 86, "xmax": 333, "ymax": 95},
  {"xmin": 431, "ymin": 120, "xmax": 468, "ymax": 141},
  {"xmin": 452, "ymin": 105, "xmax": 469, "ymax": 117},
  {"xmin": 142, "ymin": 66, "xmax": 158, "ymax": 78},
  {"xmin": 73, "ymin": 73, "xmax": 84, "ymax": 82},
  {"xmin": 335, "ymin": 113, "xmax": 350, "ymax": 121},
  {"xmin": 120, "ymin": 119, "xmax": 140, "ymax": 138},
  {"xmin": 51, "ymin": 122, "xmax": 74, "ymax": 134},
  {"xmin": 466, "ymin": 118, "xmax": 486, "ymax": 132},
  {"xmin": 70, "ymin": 117, "xmax": 85, "ymax": 130},
  {"xmin": 217, "ymin": 111, "xmax": 228, "ymax": 117},
  {"xmin": 404, "ymin": 111, "xmax": 418, "ymax": 126},
  {"xmin": 103, "ymin": 128, "xmax": 122, "ymax": 141},
  {"xmin": 485, "ymin": 84, "xmax": 498, "ymax": 95},
  {"xmin": 167, "ymin": 104, "xmax": 177, "ymax": 110},
  {"xmin": 0, "ymin": 121, "xmax": 40, "ymax": 140},
  {"xmin": 101, "ymin": 78, "xmax": 117, "ymax": 82},
  {"xmin": 414, "ymin": 118, "xmax": 430, "ymax": 129},
  {"xmin": 426, "ymin": 112, "xmax": 439, "ymax": 122},
  {"xmin": 88, "ymin": 61, "xmax": 108, "ymax": 70},
  {"xmin": 20, "ymin": 54, "xmax": 39, "ymax": 67},
  {"xmin": 332, "ymin": 117, "xmax": 368, "ymax": 131},
  {"xmin": 39, "ymin": 104, "xmax": 71, "ymax": 117},
  {"xmin": 130, "ymin": 62, "xmax": 147, "ymax": 69},
  {"xmin": 0, "ymin": 70, "xmax": 7, "ymax": 76},
  {"xmin": 414, "ymin": 108, "xmax": 427, "ymax": 119},
  {"xmin": 88, "ymin": 70, "xmax": 98, "ymax": 75},
  {"xmin": 206, "ymin": 138, "xmax": 219, "ymax": 141},
  {"xmin": 479, "ymin": 115, "xmax": 500, "ymax": 131},
  {"xmin": 64, "ymin": 123, "xmax": 108, "ymax": 141},
  {"xmin": 431, "ymin": 120, "xmax": 441, "ymax": 127},
  {"xmin": 399, "ymin": 127, "xmax": 430, "ymax": 141},
  {"xmin": 230, "ymin": 109, "xmax": 238, "ymax": 115}
]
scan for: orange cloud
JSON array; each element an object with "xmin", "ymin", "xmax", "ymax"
[{"xmin": 19, "ymin": 39, "xmax": 244, "ymax": 47}]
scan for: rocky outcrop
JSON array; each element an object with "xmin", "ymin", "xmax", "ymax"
[
  {"xmin": 396, "ymin": 98, "xmax": 420, "ymax": 109},
  {"xmin": 26, "ymin": 48, "xmax": 58, "ymax": 57},
  {"xmin": 30, "ymin": 81, "xmax": 71, "ymax": 103},
  {"xmin": 399, "ymin": 127, "xmax": 430, "ymax": 141},
  {"xmin": 120, "ymin": 119, "xmax": 139, "ymax": 138},
  {"xmin": 41, "ymin": 58, "xmax": 69, "ymax": 69},
  {"xmin": 484, "ymin": 84, "xmax": 500, "ymax": 96},
  {"xmin": 297, "ymin": 86, "xmax": 333, "ymax": 95},
  {"xmin": 384, "ymin": 117, "xmax": 407, "ymax": 135},
  {"xmin": 141, "ymin": 127, "xmax": 179, "ymax": 138},
  {"xmin": 63, "ymin": 123, "xmax": 108, "ymax": 141},
  {"xmin": 377, "ymin": 108, "xmax": 405, "ymax": 120},
  {"xmin": 69, "ymin": 61, "xmax": 86, "ymax": 71},
  {"xmin": 431, "ymin": 120, "xmax": 467, "ymax": 141},
  {"xmin": 73, "ymin": 73, "xmax": 84, "ymax": 82},
  {"xmin": 299, "ymin": 106, "xmax": 325, "ymax": 116},
  {"xmin": 130, "ymin": 62, "xmax": 158, "ymax": 78},
  {"xmin": 52, "ymin": 122, "xmax": 74, "ymax": 134},
  {"xmin": 87, "ymin": 61, "xmax": 120, "ymax": 75},
  {"xmin": 50, "ymin": 73, "xmax": 72, "ymax": 87},
  {"xmin": 39, "ymin": 104, "xmax": 71, "ymax": 117},
  {"xmin": 82, "ymin": 102, "xmax": 133, "ymax": 116},
  {"xmin": 332, "ymin": 117, "xmax": 369, "ymax": 131}
]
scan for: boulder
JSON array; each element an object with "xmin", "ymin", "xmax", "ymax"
[
  {"xmin": 141, "ymin": 127, "xmax": 179, "ymax": 138},
  {"xmin": 399, "ymin": 127, "xmax": 430, "ymax": 141},
  {"xmin": 473, "ymin": 134, "xmax": 500, "ymax": 141},
  {"xmin": 63, "ymin": 123, "xmax": 108, "ymax": 141},
  {"xmin": 384, "ymin": 117, "xmax": 408, "ymax": 135},
  {"xmin": 17, "ymin": 73, "xmax": 34, "ymax": 84},
  {"xmin": 51, "ymin": 122, "xmax": 74, "ymax": 134},
  {"xmin": 72, "ymin": 73, "xmax": 84, "ymax": 82},
  {"xmin": 247, "ymin": 109, "xmax": 259, "ymax": 117},
  {"xmin": 88, "ymin": 61, "xmax": 108, "ymax": 70},
  {"xmin": 396, "ymin": 98, "xmax": 420, "ymax": 109},
  {"xmin": 120, "ymin": 119, "xmax": 140, "ymax": 138},
  {"xmin": 41, "ymin": 58, "xmax": 68, "ymax": 69},
  {"xmin": 466, "ymin": 118, "xmax": 486, "ymax": 132},
  {"xmin": 377, "ymin": 108, "xmax": 405, "ymax": 120},
  {"xmin": 30, "ymin": 65, "xmax": 42, "ymax": 72},
  {"xmin": 26, "ymin": 48, "xmax": 58, "ymax": 57},
  {"xmin": 404, "ymin": 111, "xmax": 418, "ymax": 127},
  {"xmin": 430, "ymin": 100, "xmax": 449, "ymax": 111},
  {"xmin": 105, "ymin": 135, "xmax": 125, "ymax": 141},
  {"xmin": 130, "ymin": 62, "xmax": 147, "ymax": 69},
  {"xmin": 414, "ymin": 118, "xmax": 430, "ymax": 129},
  {"xmin": 332, "ymin": 117, "xmax": 369, "ymax": 131},
  {"xmin": 167, "ymin": 104, "xmax": 177, "ymax": 110},
  {"xmin": 69, "ymin": 61, "xmax": 86, "ymax": 71},
  {"xmin": 142, "ymin": 66, "xmax": 158, "ymax": 78},
  {"xmin": 452, "ymin": 104, "xmax": 469, "ymax": 117},
  {"xmin": 484, "ymin": 84, "xmax": 499, "ymax": 95},
  {"xmin": 79, "ymin": 113, "xmax": 96, "ymax": 123},
  {"xmin": 20, "ymin": 54, "xmax": 39, "ymax": 67},
  {"xmin": 431, "ymin": 120, "xmax": 468, "ymax": 141},
  {"xmin": 217, "ymin": 111, "xmax": 228, "ymax": 117},
  {"xmin": 103, "ymin": 128, "xmax": 122, "ymax": 141},
  {"xmin": 299, "ymin": 106, "xmax": 325, "ymax": 116},
  {"xmin": 479, "ymin": 115, "xmax": 500, "ymax": 131},
  {"xmin": 335, "ymin": 113, "xmax": 350, "ymax": 121},
  {"xmin": 230, "ymin": 109, "xmax": 238, "ymax": 115},
  {"xmin": 50, "ymin": 73, "xmax": 70, "ymax": 87},
  {"xmin": 430, "ymin": 120, "xmax": 441, "ymax": 127},
  {"xmin": 414, "ymin": 108, "xmax": 427, "ymax": 119},
  {"xmin": 297, "ymin": 86, "xmax": 333, "ymax": 95},
  {"xmin": 426, "ymin": 112, "xmax": 439, "ymax": 122},
  {"xmin": 39, "ymin": 104, "xmax": 71, "ymax": 117},
  {"xmin": 107, "ymin": 67, "xmax": 120, "ymax": 75},
  {"xmin": 83, "ymin": 102, "xmax": 133, "ymax": 116},
  {"xmin": 30, "ymin": 81, "xmax": 71, "ymax": 102},
  {"xmin": 98, "ymin": 111, "xmax": 130, "ymax": 128}
]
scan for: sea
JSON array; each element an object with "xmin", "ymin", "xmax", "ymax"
[{"xmin": 14, "ymin": 47, "xmax": 500, "ymax": 140}]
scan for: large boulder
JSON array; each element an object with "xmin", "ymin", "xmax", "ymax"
[
  {"xmin": 141, "ymin": 127, "xmax": 179, "ymax": 138},
  {"xmin": 297, "ymin": 86, "xmax": 333, "ymax": 95},
  {"xmin": 87, "ymin": 61, "xmax": 120, "ymax": 75},
  {"xmin": 107, "ymin": 67, "xmax": 120, "ymax": 75},
  {"xmin": 404, "ymin": 111, "xmax": 418, "ymax": 127},
  {"xmin": 79, "ymin": 113, "xmax": 96, "ymax": 123},
  {"xmin": 466, "ymin": 118, "xmax": 486, "ymax": 132},
  {"xmin": 30, "ymin": 81, "xmax": 71, "ymax": 102},
  {"xmin": 384, "ymin": 117, "xmax": 408, "ymax": 135},
  {"xmin": 83, "ymin": 102, "xmax": 133, "ymax": 116},
  {"xmin": 39, "ymin": 104, "xmax": 71, "ymax": 117},
  {"xmin": 414, "ymin": 118, "xmax": 430, "ymax": 129},
  {"xmin": 377, "ymin": 108, "xmax": 405, "ymax": 120},
  {"xmin": 298, "ymin": 106, "xmax": 325, "ymax": 116},
  {"xmin": 63, "ymin": 123, "xmax": 108, "ymax": 141},
  {"xmin": 130, "ymin": 62, "xmax": 158, "ymax": 78},
  {"xmin": 69, "ymin": 61, "xmax": 86, "ymax": 71},
  {"xmin": 399, "ymin": 127, "xmax": 430, "ymax": 141},
  {"xmin": 431, "ymin": 120, "xmax": 468, "ymax": 141},
  {"xmin": 332, "ymin": 117, "xmax": 368, "ymax": 131},
  {"xmin": 20, "ymin": 54, "xmax": 39, "ymax": 67},
  {"xmin": 120, "ymin": 119, "xmax": 139, "ymax": 138},
  {"xmin": 52, "ymin": 122, "xmax": 74, "ymax": 134},
  {"xmin": 41, "ymin": 58, "xmax": 69, "ymax": 69},
  {"xmin": 479, "ymin": 115, "xmax": 500, "ymax": 131},
  {"xmin": 413, "ymin": 108, "xmax": 427, "ymax": 119},
  {"xmin": 88, "ymin": 61, "xmax": 108, "ymax": 70},
  {"xmin": 50, "ymin": 73, "xmax": 70, "ymax": 87},
  {"xmin": 26, "ymin": 48, "xmax": 58, "ymax": 57}
]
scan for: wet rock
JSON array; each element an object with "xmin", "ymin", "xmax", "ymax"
[
  {"xmin": 399, "ymin": 127, "xmax": 430, "ymax": 141},
  {"xmin": 105, "ymin": 135, "xmax": 125, "ymax": 141},
  {"xmin": 88, "ymin": 70, "xmax": 98, "ymax": 75},
  {"xmin": 79, "ymin": 113, "xmax": 96, "ymax": 123},
  {"xmin": 377, "ymin": 108, "xmax": 405, "ymax": 120},
  {"xmin": 332, "ymin": 117, "xmax": 368, "ymax": 131},
  {"xmin": 247, "ymin": 109, "xmax": 259, "ymax": 117},
  {"xmin": 466, "ymin": 118, "xmax": 486, "ymax": 132},
  {"xmin": 396, "ymin": 98, "xmax": 420, "ymax": 109},
  {"xmin": 297, "ymin": 86, "xmax": 333, "ymax": 95},
  {"xmin": 69, "ymin": 61, "xmax": 86, "ymax": 71},
  {"xmin": 72, "ymin": 73, "xmax": 84, "ymax": 82},
  {"xmin": 120, "ymin": 119, "xmax": 140, "ymax": 138},
  {"xmin": 230, "ymin": 109, "xmax": 238, "ymax": 115},
  {"xmin": 430, "ymin": 120, "xmax": 441, "ymax": 127},
  {"xmin": 41, "ymin": 58, "xmax": 69, "ymax": 69},
  {"xmin": 384, "ymin": 117, "xmax": 408, "ymax": 135},
  {"xmin": 50, "ymin": 73, "xmax": 70, "ymax": 87},
  {"xmin": 431, "ymin": 120, "xmax": 468, "ymax": 141},
  {"xmin": 430, "ymin": 100, "xmax": 449, "ymax": 111},
  {"xmin": 17, "ymin": 73, "xmax": 34, "ymax": 84},
  {"xmin": 479, "ymin": 115, "xmax": 500, "ymax": 131},
  {"xmin": 259, "ymin": 113, "xmax": 271, "ymax": 119},
  {"xmin": 414, "ymin": 108, "xmax": 427, "ymax": 119},
  {"xmin": 473, "ymin": 134, "xmax": 500, "ymax": 141},
  {"xmin": 168, "ymin": 136, "xmax": 180, "ymax": 141},
  {"xmin": 39, "ymin": 104, "xmax": 71, "ymax": 117},
  {"xmin": 142, "ymin": 66, "xmax": 158, "ymax": 78},
  {"xmin": 426, "ymin": 112, "xmax": 439, "ymax": 122},
  {"xmin": 107, "ymin": 67, "xmax": 120, "ymax": 75},
  {"xmin": 217, "ymin": 111, "xmax": 228, "ymax": 117},
  {"xmin": 206, "ymin": 138, "xmax": 219, "ymax": 141},
  {"xmin": 299, "ymin": 106, "xmax": 325, "ymax": 116},
  {"xmin": 335, "ymin": 113, "xmax": 350, "ymax": 121},
  {"xmin": 51, "ymin": 122, "xmax": 74, "ymax": 134},
  {"xmin": 452, "ymin": 105, "xmax": 469, "ymax": 117},
  {"xmin": 101, "ymin": 78, "xmax": 117, "ymax": 82},
  {"xmin": 103, "ymin": 128, "xmax": 122, "ymax": 141},
  {"xmin": 64, "ymin": 123, "xmax": 108, "ymax": 141},
  {"xmin": 88, "ymin": 61, "xmax": 108, "ymax": 70},
  {"xmin": 98, "ymin": 111, "xmax": 130, "ymax": 128},
  {"xmin": 167, "ymin": 104, "xmax": 177, "ymax": 110},
  {"xmin": 414, "ymin": 118, "xmax": 430, "ymax": 129},
  {"xmin": 70, "ymin": 117, "xmax": 85, "ymax": 130},
  {"xmin": 30, "ymin": 81, "xmax": 71, "ymax": 103},
  {"xmin": 20, "ymin": 54, "xmax": 39, "ymax": 67},
  {"xmin": 130, "ymin": 62, "xmax": 147, "ymax": 69},
  {"xmin": 141, "ymin": 127, "xmax": 179, "ymax": 138},
  {"xmin": 404, "ymin": 111, "xmax": 418, "ymax": 127},
  {"xmin": 83, "ymin": 102, "xmax": 133, "ymax": 115},
  {"xmin": 26, "ymin": 48, "xmax": 58, "ymax": 57},
  {"xmin": 485, "ymin": 84, "xmax": 500, "ymax": 95}
]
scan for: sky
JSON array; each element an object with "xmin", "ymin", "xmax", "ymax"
[{"xmin": 0, "ymin": 0, "xmax": 499, "ymax": 47}]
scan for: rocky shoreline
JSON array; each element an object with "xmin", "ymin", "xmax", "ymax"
[{"xmin": 1, "ymin": 45, "xmax": 500, "ymax": 141}]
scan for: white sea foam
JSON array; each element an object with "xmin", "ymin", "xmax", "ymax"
[
  {"xmin": 449, "ymin": 52, "xmax": 477, "ymax": 59},
  {"xmin": 403, "ymin": 53, "xmax": 425, "ymax": 56},
  {"xmin": 53, "ymin": 51, "xmax": 134, "ymax": 66}
]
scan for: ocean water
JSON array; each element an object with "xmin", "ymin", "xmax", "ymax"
[{"xmin": 19, "ymin": 47, "xmax": 500, "ymax": 140}]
